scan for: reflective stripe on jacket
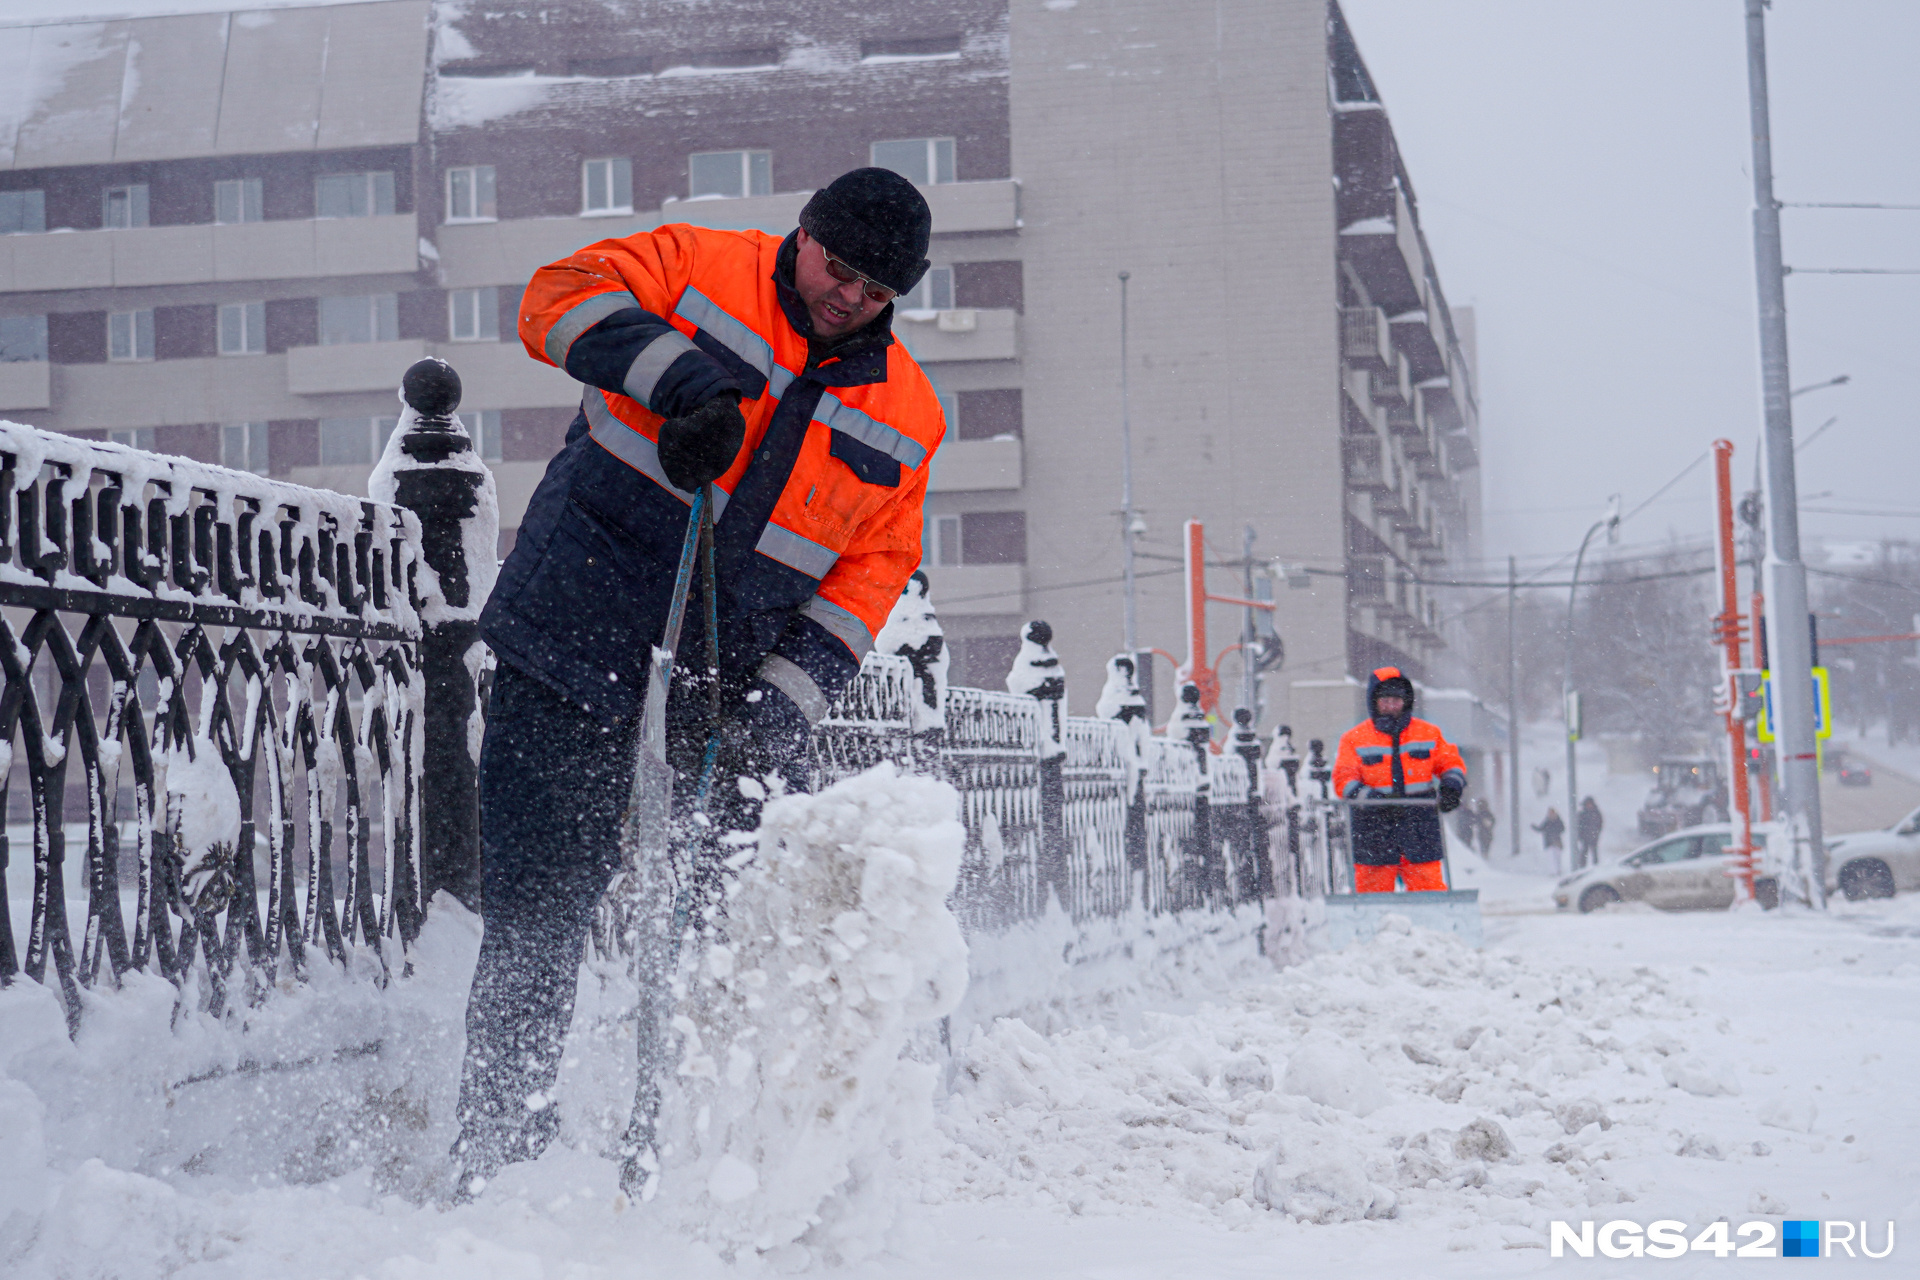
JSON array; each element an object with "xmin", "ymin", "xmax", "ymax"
[
  {"xmin": 1332, "ymin": 716, "xmax": 1467, "ymax": 865},
  {"xmin": 480, "ymin": 223, "xmax": 944, "ymax": 727}
]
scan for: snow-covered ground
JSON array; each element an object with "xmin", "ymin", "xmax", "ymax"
[{"xmin": 4, "ymin": 765, "xmax": 1918, "ymax": 1277}]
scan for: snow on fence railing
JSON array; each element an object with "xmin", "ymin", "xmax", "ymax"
[
  {"xmin": 0, "ymin": 359, "xmax": 496, "ymax": 1031},
  {"xmin": 1, "ymin": 356, "xmax": 1275, "ymax": 1031},
  {"xmin": 808, "ymin": 645, "xmax": 1274, "ymax": 937}
]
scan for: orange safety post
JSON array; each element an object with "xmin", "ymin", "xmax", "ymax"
[
  {"xmin": 1182, "ymin": 520, "xmax": 1221, "ymax": 711},
  {"xmin": 1712, "ymin": 440, "xmax": 1757, "ymax": 898}
]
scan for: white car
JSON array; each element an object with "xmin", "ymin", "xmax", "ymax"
[
  {"xmin": 1552, "ymin": 823, "xmax": 1766, "ymax": 914},
  {"xmin": 1776, "ymin": 805, "xmax": 1920, "ymax": 902}
]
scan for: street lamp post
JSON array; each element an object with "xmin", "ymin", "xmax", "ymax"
[
  {"xmin": 1564, "ymin": 498, "xmax": 1621, "ymax": 872},
  {"xmin": 1118, "ymin": 271, "xmax": 1140, "ymax": 657},
  {"xmin": 1744, "ymin": 0, "xmax": 1827, "ymax": 906}
]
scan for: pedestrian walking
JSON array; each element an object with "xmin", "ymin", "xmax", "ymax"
[
  {"xmin": 1532, "ymin": 807, "xmax": 1565, "ymax": 852},
  {"xmin": 1574, "ymin": 796, "xmax": 1604, "ymax": 864},
  {"xmin": 449, "ymin": 168, "xmax": 947, "ymax": 1199},
  {"xmin": 1472, "ymin": 796, "xmax": 1496, "ymax": 856}
]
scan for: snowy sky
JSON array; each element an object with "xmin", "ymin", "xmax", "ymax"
[{"xmin": 1341, "ymin": 0, "xmax": 1920, "ymax": 574}]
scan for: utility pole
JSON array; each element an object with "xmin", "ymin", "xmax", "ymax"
[
  {"xmin": 1118, "ymin": 271, "xmax": 1140, "ymax": 657},
  {"xmin": 1744, "ymin": 0, "xmax": 1827, "ymax": 906},
  {"xmin": 1241, "ymin": 524, "xmax": 1258, "ymax": 715},
  {"xmin": 1507, "ymin": 555, "xmax": 1521, "ymax": 859},
  {"xmin": 1564, "ymin": 499, "xmax": 1619, "ymax": 871}
]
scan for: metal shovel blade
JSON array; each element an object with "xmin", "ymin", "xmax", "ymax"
[{"xmin": 615, "ymin": 486, "xmax": 708, "ymax": 1199}]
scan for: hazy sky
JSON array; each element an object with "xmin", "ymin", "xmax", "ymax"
[{"xmin": 1340, "ymin": 0, "xmax": 1920, "ymax": 574}]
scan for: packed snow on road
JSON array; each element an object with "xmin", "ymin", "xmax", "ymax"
[{"xmin": 3, "ymin": 763, "xmax": 1916, "ymax": 1278}]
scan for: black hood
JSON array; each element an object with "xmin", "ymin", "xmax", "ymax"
[{"xmin": 1366, "ymin": 666, "xmax": 1415, "ymax": 734}]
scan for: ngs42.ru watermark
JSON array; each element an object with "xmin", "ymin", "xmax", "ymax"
[{"xmin": 1550, "ymin": 1220, "xmax": 1895, "ymax": 1259}]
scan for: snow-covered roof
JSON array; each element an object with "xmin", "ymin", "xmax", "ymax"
[{"xmin": 0, "ymin": 0, "xmax": 428, "ymax": 171}]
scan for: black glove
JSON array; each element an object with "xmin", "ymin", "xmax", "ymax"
[
  {"xmin": 657, "ymin": 393, "xmax": 744, "ymax": 491},
  {"xmin": 705, "ymin": 679, "xmax": 812, "ymax": 833},
  {"xmin": 1437, "ymin": 781, "xmax": 1464, "ymax": 814}
]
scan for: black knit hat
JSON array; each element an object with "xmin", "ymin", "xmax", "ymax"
[{"xmin": 799, "ymin": 167, "xmax": 932, "ymax": 296}]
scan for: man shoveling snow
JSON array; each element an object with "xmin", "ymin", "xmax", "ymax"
[{"xmin": 450, "ymin": 168, "xmax": 949, "ymax": 1199}]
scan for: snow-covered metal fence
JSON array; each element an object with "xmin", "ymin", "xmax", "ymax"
[
  {"xmin": 810, "ymin": 651, "xmax": 1274, "ymax": 933},
  {"xmin": 0, "ymin": 360, "xmax": 492, "ymax": 1030}
]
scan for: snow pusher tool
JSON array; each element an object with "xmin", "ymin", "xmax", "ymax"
[
  {"xmin": 614, "ymin": 484, "xmax": 714, "ymax": 1199},
  {"xmin": 1318, "ymin": 796, "xmax": 1482, "ymax": 949}
]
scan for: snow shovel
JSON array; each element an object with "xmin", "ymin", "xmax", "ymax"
[
  {"xmin": 1320, "ymin": 796, "xmax": 1482, "ymax": 950},
  {"xmin": 617, "ymin": 484, "xmax": 714, "ymax": 1200}
]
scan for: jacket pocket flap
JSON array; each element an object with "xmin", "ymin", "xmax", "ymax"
[{"xmin": 829, "ymin": 428, "xmax": 902, "ymax": 487}]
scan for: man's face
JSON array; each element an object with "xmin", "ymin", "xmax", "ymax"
[
  {"xmin": 1375, "ymin": 694, "xmax": 1406, "ymax": 719},
  {"xmin": 794, "ymin": 227, "xmax": 889, "ymax": 339}
]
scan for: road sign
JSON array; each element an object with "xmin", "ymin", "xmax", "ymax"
[{"xmin": 1755, "ymin": 666, "xmax": 1830, "ymax": 744}]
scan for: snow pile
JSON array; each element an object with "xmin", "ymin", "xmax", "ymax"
[
  {"xmin": 653, "ymin": 764, "xmax": 969, "ymax": 1266},
  {"xmin": 930, "ymin": 910, "xmax": 1810, "ymax": 1247}
]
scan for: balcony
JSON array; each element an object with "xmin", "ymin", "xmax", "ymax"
[
  {"xmin": 286, "ymin": 340, "xmax": 429, "ymax": 394},
  {"xmin": 50, "ymin": 355, "xmax": 299, "ymax": 430},
  {"xmin": 929, "ymin": 436, "xmax": 1022, "ymax": 492},
  {"xmin": 1343, "ymin": 440, "xmax": 1389, "ymax": 491},
  {"xmin": 433, "ymin": 339, "xmax": 579, "ymax": 409},
  {"xmin": 920, "ymin": 562, "xmax": 1024, "ymax": 616},
  {"xmin": 0, "ymin": 362, "xmax": 50, "ymax": 411},
  {"xmin": 894, "ymin": 309, "xmax": 1017, "ymax": 363},
  {"xmin": 1369, "ymin": 352, "xmax": 1411, "ymax": 407},
  {"xmin": 0, "ymin": 216, "xmax": 420, "ymax": 294},
  {"xmin": 1390, "ymin": 303, "xmax": 1444, "ymax": 382},
  {"xmin": 1340, "ymin": 306, "xmax": 1392, "ymax": 369},
  {"xmin": 1338, "ymin": 186, "xmax": 1426, "ymax": 317}
]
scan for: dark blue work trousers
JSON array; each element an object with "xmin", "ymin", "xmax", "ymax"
[{"xmin": 454, "ymin": 661, "xmax": 634, "ymax": 1171}]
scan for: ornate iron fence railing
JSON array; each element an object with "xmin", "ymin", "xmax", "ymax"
[{"xmin": 0, "ymin": 360, "xmax": 493, "ymax": 1030}]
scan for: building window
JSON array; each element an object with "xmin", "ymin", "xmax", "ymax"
[
  {"xmin": 319, "ymin": 294, "xmax": 399, "ymax": 345},
  {"xmin": 0, "ymin": 190, "xmax": 46, "ymax": 235},
  {"xmin": 315, "ymin": 171, "xmax": 396, "ymax": 218},
  {"xmin": 447, "ymin": 287, "xmax": 499, "ymax": 342},
  {"xmin": 221, "ymin": 422, "xmax": 269, "ymax": 474},
  {"xmin": 956, "ymin": 388, "xmax": 1022, "ymax": 441},
  {"xmin": 870, "ymin": 138, "xmax": 955, "ymax": 186},
  {"xmin": 446, "ymin": 165, "xmax": 497, "ymax": 222},
  {"xmin": 319, "ymin": 416, "xmax": 398, "ymax": 466},
  {"xmin": 0, "ymin": 315, "xmax": 48, "ymax": 362},
  {"xmin": 109, "ymin": 427, "xmax": 160, "ymax": 451},
  {"xmin": 897, "ymin": 266, "xmax": 953, "ymax": 314},
  {"xmin": 581, "ymin": 158, "xmax": 633, "ymax": 215},
  {"xmin": 217, "ymin": 302, "xmax": 266, "ymax": 355},
  {"xmin": 960, "ymin": 510, "xmax": 1025, "ymax": 564},
  {"xmin": 467, "ymin": 409, "xmax": 503, "ymax": 462},
  {"xmin": 214, "ymin": 178, "xmax": 263, "ymax": 225},
  {"xmin": 689, "ymin": 150, "xmax": 771, "ymax": 199},
  {"xmin": 927, "ymin": 513, "xmax": 962, "ymax": 567},
  {"xmin": 107, "ymin": 310, "xmax": 155, "ymax": 361},
  {"xmin": 103, "ymin": 184, "xmax": 151, "ymax": 229}
]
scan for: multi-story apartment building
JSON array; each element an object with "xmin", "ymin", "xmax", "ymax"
[{"xmin": 0, "ymin": 0, "xmax": 1480, "ymax": 742}]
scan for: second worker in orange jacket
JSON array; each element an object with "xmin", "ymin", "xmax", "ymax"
[{"xmin": 1332, "ymin": 667, "xmax": 1469, "ymax": 893}]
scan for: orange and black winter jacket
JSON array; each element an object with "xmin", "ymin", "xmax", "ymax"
[
  {"xmin": 1332, "ymin": 667, "xmax": 1468, "ymax": 865},
  {"xmin": 480, "ymin": 224, "xmax": 945, "ymax": 728}
]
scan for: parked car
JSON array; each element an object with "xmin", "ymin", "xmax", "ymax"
[
  {"xmin": 1838, "ymin": 760, "xmax": 1873, "ymax": 787},
  {"xmin": 1553, "ymin": 823, "xmax": 1766, "ymax": 914},
  {"xmin": 1753, "ymin": 805, "xmax": 1920, "ymax": 905}
]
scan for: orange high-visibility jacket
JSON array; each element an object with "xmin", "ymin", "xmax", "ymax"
[
  {"xmin": 480, "ymin": 224, "xmax": 945, "ymax": 726},
  {"xmin": 1332, "ymin": 667, "xmax": 1467, "ymax": 865}
]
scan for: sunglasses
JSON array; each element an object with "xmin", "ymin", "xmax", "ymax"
[{"xmin": 820, "ymin": 249, "xmax": 896, "ymax": 305}]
